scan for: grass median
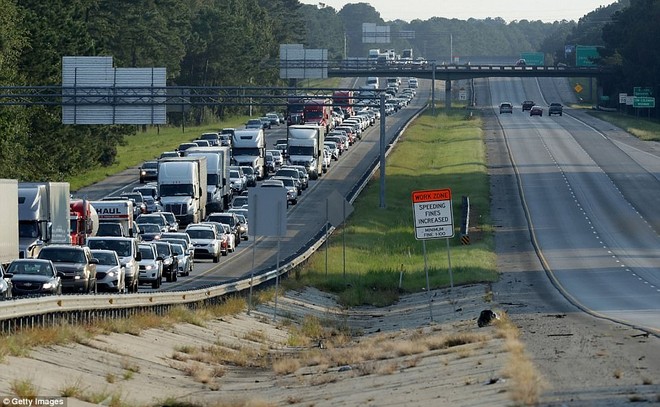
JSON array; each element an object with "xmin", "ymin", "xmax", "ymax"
[{"xmin": 290, "ymin": 108, "xmax": 498, "ymax": 306}]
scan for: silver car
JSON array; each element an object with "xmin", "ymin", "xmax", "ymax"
[
  {"xmin": 138, "ymin": 243, "xmax": 162, "ymax": 289},
  {"xmin": 170, "ymin": 243, "xmax": 193, "ymax": 277},
  {"xmin": 91, "ymin": 249, "xmax": 126, "ymax": 293}
]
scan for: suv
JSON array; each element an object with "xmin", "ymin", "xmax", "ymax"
[
  {"xmin": 185, "ymin": 224, "xmax": 222, "ymax": 263},
  {"xmin": 499, "ymin": 102, "xmax": 513, "ymax": 114},
  {"xmin": 139, "ymin": 161, "xmax": 159, "ymax": 184},
  {"xmin": 206, "ymin": 212, "xmax": 242, "ymax": 243},
  {"xmin": 85, "ymin": 237, "xmax": 142, "ymax": 293},
  {"xmin": 37, "ymin": 245, "xmax": 98, "ymax": 293},
  {"xmin": 548, "ymin": 103, "xmax": 563, "ymax": 116},
  {"xmin": 522, "ymin": 100, "xmax": 535, "ymax": 111}
]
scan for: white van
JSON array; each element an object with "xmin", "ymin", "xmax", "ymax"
[{"xmin": 366, "ymin": 77, "xmax": 379, "ymax": 89}]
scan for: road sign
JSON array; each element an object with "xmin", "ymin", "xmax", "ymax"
[
  {"xmin": 619, "ymin": 93, "xmax": 628, "ymax": 104},
  {"xmin": 575, "ymin": 45, "xmax": 599, "ymax": 67},
  {"xmin": 520, "ymin": 52, "xmax": 544, "ymax": 66},
  {"xmin": 574, "ymin": 83, "xmax": 583, "ymax": 93},
  {"xmin": 634, "ymin": 87, "xmax": 653, "ymax": 97},
  {"xmin": 633, "ymin": 96, "xmax": 655, "ymax": 108},
  {"xmin": 412, "ymin": 188, "xmax": 454, "ymax": 240}
]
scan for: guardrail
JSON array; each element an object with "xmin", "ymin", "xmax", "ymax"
[{"xmin": 0, "ymin": 102, "xmax": 429, "ymax": 333}]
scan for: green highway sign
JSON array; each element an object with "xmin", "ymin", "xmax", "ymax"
[
  {"xmin": 520, "ymin": 52, "xmax": 544, "ymax": 66},
  {"xmin": 575, "ymin": 45, "xmax": 599, "ymax": 67},
  {"xmin": 634, "ymin": 87, "xmax": 653, "ymax": 97},
  {"xmin": 633, "ymin": 96, "xmax": 655, "ymax": 108}
]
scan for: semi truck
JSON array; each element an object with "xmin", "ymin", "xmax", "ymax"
[
  {"xmin": 0, "ymin": 179, "xmax": 19, "ymax": 267},
  {"xmin": 70, "ymin": 199, "xmax": 99, "ymax": 246},
  {"xmin": 231, "ymin": 129, "xmax": 266, "ymax": 180},
  {"xmin": 185, "ymin": 146, "xmax": 232, "ymax": 212},
  {"xmin": 287, "ymin": 124, "xmax": 325, "ymax": 180},
  {"xmin": 158, "ymin": 156, "xmax": 208, "ymax": 226},
  {"xmin": 91, "ymin": 200, "xmax": 136, "ymax": 237},
  {"xmin": 303, "ymin": 98, "xmax": 333, "ymax": 132},
  {"xmin": 333, "ymin": 90, "xmax": 354, "ymax": 119},
  {"xmin": 18, "ymin": 182, "xmax": 71, "ymax": 258}
]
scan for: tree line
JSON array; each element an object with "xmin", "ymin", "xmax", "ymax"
[{"xmin": 0, "ymin": 0, "xmax": 654, "ymax": 182}]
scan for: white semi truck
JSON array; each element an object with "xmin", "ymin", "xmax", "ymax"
[
  {"xmin": 0, "ymin": 179, "xmax": 19, "ymax": 267},
  {"xmin": 18, "ymin": 182, "xmax": 71, "ymax": 258},
  {"xmin": 287, "ymin": 124, "xmax": 325, "ymax": 180},
  {"xmin": 185, "ymin": 146, "xmax": 232, "ymax": 212},
  {"xmin": 158, "ymin": 156, "xmax": 208, "ymax": 226},
  {"xmin": 231, "ymin": 129, "xmax": 266, "ymax": 180}
]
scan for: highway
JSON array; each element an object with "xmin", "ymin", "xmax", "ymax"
[
  {"xmin": 487, "ymin": 76, "xmax": 660, "ymax": 334},
  {"xmin": 74, "ymin": 77, "xmax": 430, "ymax": 293}
]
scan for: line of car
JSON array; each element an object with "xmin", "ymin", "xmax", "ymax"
[{"xmin": 499, "ymin": 101, "xmax": 563, "ymax": 116}]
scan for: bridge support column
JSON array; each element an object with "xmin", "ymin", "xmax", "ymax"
[{"xmin": 445, "ymin": 80, "xmax": 452, "ymax": 110}]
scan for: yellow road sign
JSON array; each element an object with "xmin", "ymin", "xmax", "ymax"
[{"xmin": 574, "ymin": 83, "xmax": 583, "ymax": 93}]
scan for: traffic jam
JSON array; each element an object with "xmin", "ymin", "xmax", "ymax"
[{"xmin": 1, "ymin": 77, "xmax": 417, "ymax": 297}]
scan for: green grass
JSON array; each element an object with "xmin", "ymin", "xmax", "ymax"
[
  {"xmin": 67, "ymin": 116, "xmax": 251, "ymax": 192},
  {"xmin": 586, "ymin": 110, "xmax": 660, "ymax": 141},
  {"xmin": 290, "ymin": 109, "xmax": 498, "ymax": 306}
]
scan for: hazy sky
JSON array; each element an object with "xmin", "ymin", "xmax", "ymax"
[{"xmin": 299, "ymin": 0, "xmax": 619, "ymax": 23}]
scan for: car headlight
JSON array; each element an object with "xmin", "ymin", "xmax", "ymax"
[
  {"xmin": 106, "ymin": 271, "xmax": 116, "ymax": 278},
  {"xmin": 145, "ymin": 264, "xmax": 154, "ymax": 271},
  {"xmin": 163, "ymin": 258, "xmax": 172, "ymax": 266},
  {"xmin": 42, "ymin": 282, "xmax": 55, "ymax": 290}
]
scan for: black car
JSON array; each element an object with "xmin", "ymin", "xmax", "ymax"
[
  {"xmin": 6, "ymin": 259, "xmax": 62, "ymax": 296},
  {"xmin": 522, "ymin": 100, "xmax": 535, "ymax": 111},
  {"xmin": 548, "ymin": 103, "xmax": 563, "ymax": 116},
  {"xmin": 139, "ymin": 160, "xmax": 158, "ymax": 183},
  {"xmin": 152, "ymin": 241, "xmax": 178, "ymax": 282},
  {"xmin": 138, "ymin": 223, "xmax": 163, "ymax": 241}
]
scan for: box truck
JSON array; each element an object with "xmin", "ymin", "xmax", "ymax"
[
  {"xmin": 158, "ymin": 156, "xmax": 208, "ymax": 226},
  {"xmin": 185, "ymin": 146, "xmax": 232, "ymax": 212}
]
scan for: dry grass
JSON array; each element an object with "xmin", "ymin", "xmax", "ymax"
[
  {"xmin": 10, "ymin": 378, "xmax": 38, "ymax": 399},
  {"xmin": 495, "ymin": 312, "xmax": 547, "ymax": 405},
  {"xmin": 59, "ymin": 377, "xmax": 86, "ymax": 398},
  {"xmin": 272, "ymin": 357, "xmax": 301, "ymax": 375}
]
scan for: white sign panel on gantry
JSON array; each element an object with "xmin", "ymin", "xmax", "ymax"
[{"xmin": 412, "ymin": 188, "xmax": 454, "ymax": 240}]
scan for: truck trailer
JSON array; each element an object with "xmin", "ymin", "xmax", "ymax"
[
  {"xmin": 91, "ymin": 200, "xmax": 136, "ymax": 237},
  {"xmin": 185, "ymin": 146, "xmax": 232, "ymax": 212},
  {"xmin": 158, "ymin": 156, "xmax": 208, "ymax": 226},
  {"xmin": 0, "ymin": 179, "xmax": 19, "ymax": 267},
  {"xmin": 231, "ymin": 129, "xmax": 266, "ymax": 180},
  {"xmin": 18, "ymin": 182, "xmax": 71, "ymax": 258},
  {"xmin": 287, "ymin": 124, "xmax": 325, "ymax": 180}
]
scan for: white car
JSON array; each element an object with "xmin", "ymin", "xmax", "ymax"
[
  {"xmin": 185, "ymin": 225, "xmax": 222, "ymax": 263},
  {"xmin": 229, "ymin": 169, "xmax": 246, "ymax": 193},
  {"xmin": 267, "ymin": 149, "xmax": 284, "ymax": 167},
  {"xmin": 220, "ymin": 223, "xmax": 236, "ymax": 253},
  {"xmin": 322, "ymin": 147, "xmax": 331, "ymax": 173},
  {"xmin": 91, "ymin": 249, "xmax": 125, "ymax": 293}
]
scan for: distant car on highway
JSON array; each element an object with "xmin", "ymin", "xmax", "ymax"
[
  {"xmin": 139, "ymin": 160, "xmax": 158, "ymax": 184},
  {"xmin": 522, "ymin": 100, "xmax": 535, "ymax": 111},
  {"xmin": 548, "ymin": 103, "xmax": 563, "ymax": 116},
  {"xmin": 530, "ymin": 106, "xmax": 543, "ymax": 116},
  {"xmin": 499, "ymin": 102, "xmax": 513, "ymax": 114}
]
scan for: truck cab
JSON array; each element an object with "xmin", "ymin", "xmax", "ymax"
[{"xmin": 231, "ymin": 129, "xmax": 266, "ymax": 180}]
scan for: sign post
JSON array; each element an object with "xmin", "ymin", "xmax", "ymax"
[{"xmin": 412, "ymin": 188, "xmax": 455, "ymax": 321}]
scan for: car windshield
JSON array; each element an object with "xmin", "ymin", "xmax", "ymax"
[
  {"xmin": 143, "ymin": 162, "xmax": 158, "ymax": 169},
  {"xmin": 230, "ymin": 170, "xmax": 240, "ymax": 178},
  {"xmin": 91, "ymin": 251, "xmax": 118, "ymax": 266},
  {"xmin": 140, "ymin": 224, "xmax": 161, "ymax": 233},
  {"xmin": 159, "ymin": 184, "xmax": 193, "ymax": 196},
  {"xmin": 139, "ymin": 246, "xmax": 155, "ymax": 260},
  {"xmin": 97, "ymin": 223, "xmax": 123, "ymax": 236},
  {"xmin": 39, "ymin": 248, "xmax": 85, "ymax": 263},
  {"xmin": 87, "ymin": 239, "xmax": 132, "ymax": 257},
  {"xmin": 137, "ymin": 215, "xmax": 165, "ymax": 226},
  {"xmin": 9, "ymin": 262, "xmax": 52, "ymax": 276},
  {"xmin": 170, "ymin": 244, "xmax": 184, "ymax": 256},
  {"xmin": 186, "ymin": 229, "xmax": 215, "ymax": 239},
  {"xmin": 161, "ymin": 213, "xmax": 176, "ymax": 224},
  {"xmin": 154, "ymin": 243, "xmax": 171, "ymax": 257}
]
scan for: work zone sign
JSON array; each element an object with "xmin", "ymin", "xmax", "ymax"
[{"xmin": 412, "ymin": 188, "xmax": 454, "ymax": 240}]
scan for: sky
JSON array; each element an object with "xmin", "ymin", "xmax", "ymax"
[{"xmin": 299, "ymin": 0, "xmax": 619, "ymax": 23}]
